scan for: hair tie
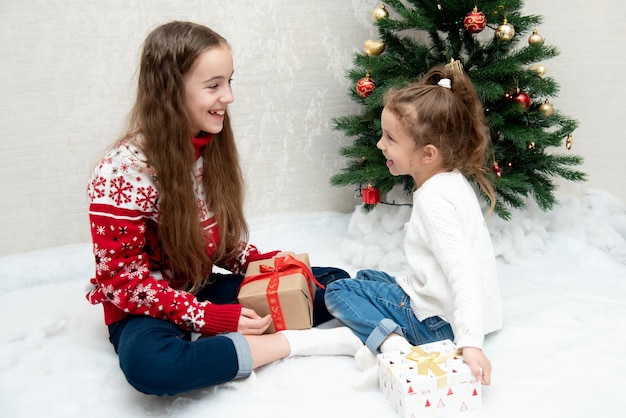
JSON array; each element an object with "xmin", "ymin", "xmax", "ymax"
[{"xmin": 437, "ymin": 78, "xmax": 452, "ymax": 89}]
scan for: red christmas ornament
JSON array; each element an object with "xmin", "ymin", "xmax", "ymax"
[
  {"xmin": 513, "ymin": 91, "xmax": 531, "ymax": 109},
  {"xmin": 464, "ymin": 7, "xmax": 487, "ymax": 34},
  {"xmin": 356, "ymin": 76, "xmax": 376, "ymax": 98},
  {"xmin": 493, "ymin": 162, "xmax": 502, "ymax": 177},
  {"xmin": 361, "ymin": 184, "xmax": 380, "ymax": 204}
]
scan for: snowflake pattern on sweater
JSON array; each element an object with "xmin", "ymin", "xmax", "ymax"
[{"xmin": 86, "ymin": 140, "xmax": 277, "ymax": 335}]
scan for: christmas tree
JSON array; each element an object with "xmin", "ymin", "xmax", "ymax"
[{"xmin": 331, "ymin": 0, "xmax": 586, "ymax": 219}]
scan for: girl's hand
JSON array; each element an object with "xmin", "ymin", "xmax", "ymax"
[
  {"xmin": 237, "ymin": 307, "xmax": 272, "ymax": 335},
  {"xmin": 461, "ymin": 346, "xmax": 492, "ymax": 385}
]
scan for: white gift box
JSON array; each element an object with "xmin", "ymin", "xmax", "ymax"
[{"xmin": 378, "ymin": 339, "xmax": 481, "ymax": 417}]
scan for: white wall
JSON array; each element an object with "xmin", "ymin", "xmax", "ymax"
[
  {"xmin": 523, "ymin": 0, "xmax": 626, "ymax": 203},
  {"xmin": 0, "ymin": 0, "xmax": 376, "ymax": 255},
  {"xmin": 1, "ymin": 0, "xmax": 624, "ymax": 256}
]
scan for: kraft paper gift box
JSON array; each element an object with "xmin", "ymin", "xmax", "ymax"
[
  {"xmin": 378, "ymin": 339, "xmax": 481, "ymax": 417},
  {"xmin": 237, "ymin": 253, "xmax": 319, "ymax": 334}
]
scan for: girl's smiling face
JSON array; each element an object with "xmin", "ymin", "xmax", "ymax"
[
  {"xmin": 377, "ymin": 107, "xmax": 420, "ymax": 178},
  {"xmin": 183, "ymin": 44, "xmax": 234, "ymax": 136}
]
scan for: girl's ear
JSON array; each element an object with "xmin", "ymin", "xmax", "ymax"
[{"xmin": 421, "ymin": 144, "xmax": 439, "ymax": 163}]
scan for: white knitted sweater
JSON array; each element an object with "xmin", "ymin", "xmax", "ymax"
[{"xmin": 396, "ymin": 170, "xmax": 502, "ymax": 349}]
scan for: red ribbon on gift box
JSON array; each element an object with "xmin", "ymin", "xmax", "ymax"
[{"xmin": 239, "ymin": 255, "xmax": 324, "ymax": 331}]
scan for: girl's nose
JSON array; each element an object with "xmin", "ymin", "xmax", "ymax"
[{"xmin": 222, "ymin": 86, "xmax": 234, "ymax": 104}]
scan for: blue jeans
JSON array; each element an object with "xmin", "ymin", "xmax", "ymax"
[
  {"xmin": 324, "ymin": 269, "xmax": 454, "ymax": 354},
  {"xmin": 108, "ymin": 267, "xmax": 349, "ymax": 396},
  {"xmin": 109, "ymin": 315, "xmax": 248, "ymax": 396}
]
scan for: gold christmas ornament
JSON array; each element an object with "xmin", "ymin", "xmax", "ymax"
[
  {"xmin": 445, "ymin": 58, "xmax": 464, "ymax": 73},
  {"xmin": 495, "ymin": 18, "xmax": 515, "ymax": 41},
  {"xmin": 529, "ymin": 28, "xmax": 544, "ymax": 45},
  {"xmin": 539, "ymin": 99, "xmax": 554, "ymax": 117},
  {"xmin": 364, "ymin": 39, "xmax": 386, "ymax": 56},
  {"xmin": 566, "ymin": 134, "xmax": 573, "ymax": 150},
  {"xmin": 530, "ymin": 64, "xmax": 547, "ymax": 77},
  {"xmin": 371, "ymin": 4, "xmax": 389, "ymax": 21}
]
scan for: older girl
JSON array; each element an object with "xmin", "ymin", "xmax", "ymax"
[{"xmin": 86, "ymin": 21, "xmax": 361, "ymax": 396}]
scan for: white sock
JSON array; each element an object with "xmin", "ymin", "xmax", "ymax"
[
  {"xmin": 380, "ymin": 334, "xmax": 412, "ymax": 353},
  {"xmin": 353, "ymin": 365, "xmax": 379, "ymax": 392},
  {"xmin": 351, "ymin": 335, "xmax": 414, "ymax": 391},
  {"xmin": 280, "ymin": 326, "xmax": 363, "ymax": 357},
  {"xmin": 354, "ymin": 345, "xmax": 377, "ymax": 371},
  {"xmin": 355, "ymin": 334, "xmax": 412, "ymax": 372}
]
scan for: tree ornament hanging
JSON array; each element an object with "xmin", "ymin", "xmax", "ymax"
[
  {"xmin": 513, "ymin": 90, "xmax": 531, "ymax": 109},
  {"xmin": 464, "ymin": 6, "xmax": 487, "ymax": 34},
  {"xmin": 495, "ymin": 18, "xmax": 515, "ymax": 41},
  {"xmin": 566, "ymin": 134, "xmax": 573, "ymax": 150},
  {"xmin": 528, "ymin": 28, "xmax": 544, "ymax": 45},
  {"xmin": 364, "ymin": 39, "xmax": 386, "ymax": 56},
  {"xmin": 445, "ymin": 58, "xmax": 464, "ymax": 73},
  {"xmin": 371, "ymin": 4, "xmax": 389, "ymax": 21},
  {"xmin": 539, "ymin": 99, "xmax": 554, "ymax": 117},
  {"xmin": 361, "ymin": 184, "xmax": 380, "ymax": 204},
  {"xmin": 356, "ymin": 74, "xmax": 376, "ymax": 98},
  {"xmin": 493, "ymin": 162, "xmax": 502, "ymax": 177},
  {"xmin": 530, "ymin": 64, "xmax": 547, "ymax": 77}
]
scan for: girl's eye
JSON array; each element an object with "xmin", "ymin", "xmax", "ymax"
[{"xmin": 208, "ymin": 79, "xmax": 233, "ymax": 89}]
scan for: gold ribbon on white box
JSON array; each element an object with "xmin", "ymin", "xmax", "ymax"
[{"xmin": 405, "ymin": 346, "xmax": 453, "ymax": 388}]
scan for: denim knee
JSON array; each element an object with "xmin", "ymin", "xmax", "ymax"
[{"xmin": 323, "ymin": 278, "xmax": 348, "ymax": 310}]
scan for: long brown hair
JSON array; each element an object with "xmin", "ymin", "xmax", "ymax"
[
  {"xmin": 383, "ymin": 65, "xmax": 496, "ymax": 214},
  {"xmin": 123, "ymin": 21, "xmax": 248, "ymax": 292}
]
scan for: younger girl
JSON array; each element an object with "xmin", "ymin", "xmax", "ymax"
[
  {"xmin": 324, "ymin": 65, "xmax": 502, "ymax": 389},
  {"xmin": 86, "ymin": 21, "xmax": 361, "ymax": 396}
]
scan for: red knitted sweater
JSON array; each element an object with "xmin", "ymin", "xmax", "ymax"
[{"xmin": 85, "ymin": 138, "xmax": 278, "ymax": 335}]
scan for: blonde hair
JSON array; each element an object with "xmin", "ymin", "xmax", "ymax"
[
  {"xmin": 383, "ymin": 65, "xmax": 496, "ymax": 214},
  {"xmin": 122, "ymin": 21, "xmax": 248, "ymax": 292}
]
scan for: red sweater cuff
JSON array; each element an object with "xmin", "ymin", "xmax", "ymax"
[
  {"xmin": 102, "ymin": 301, "xmax": 127, "ymax": 325},
  {"xmin": 200, "ymin": 303, "xmax": 242, "ymax": 336},
  {"xmin": 102, "ymin": 300, "xmax": 242, "ymax": 336}
]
